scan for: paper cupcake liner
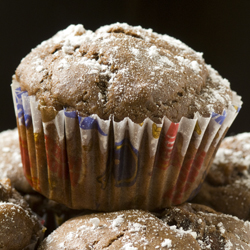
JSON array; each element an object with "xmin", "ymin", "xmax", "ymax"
[{"xmin": 11, "ymin": 80, "xmax": 242, "ymax": 211}]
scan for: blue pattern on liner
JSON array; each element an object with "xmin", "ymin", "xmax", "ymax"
[
  {"xmin": 78, "ymin": 116, "xmax": 107, "ymax": 136},
  {"xmin": 24, "ymin": 113, "xmax": 32, "ymax": 128},
  {"xmin": 15, "ymin": 87, "xmax": 28, "ymax": 125},
  {"xmin": 211, "ymin": 110, "xmax": 227, "ymax": 125},
  {"xmin": 22, "ymin": 95, "xmax": 32, "ymax": 128},
  {"xmin": 64, "ymin": 109, "xmax": 77, "ymax": 118},
  {"xmin": 15, "ymin": 87, "xmax": 27, "ymax": 118},
  {"xmin": 114, "ymin": 137, "xmax": 139, "ymax": 187}
]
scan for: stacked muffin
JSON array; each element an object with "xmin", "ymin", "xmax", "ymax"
[
  {"xmin": 12, "ymin": 22, "xmax": 241, "ymax": 211},
  {"xmin": 193, "ymin": 132, "xmax": 250, "ymax": 220},
  {"xmin": 0, "ymin": 178, "xmax": 45, "ymax": 249},
  {"xmin": 1, "ymin": 23, "xmax": 248, "ymax": 249}
]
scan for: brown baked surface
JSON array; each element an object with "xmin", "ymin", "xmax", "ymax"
[
  {"xmin": 161, "ymin": 203, "xmax": 250, "ymax": 250},
  {"xmin": 38, "ymin": 209, "xmax": 200, "ymax": 249},
  {"xmin": 0, "ymin": 178, "xmax": 44, "ymax": 250},
  {"xmin": 192, "ymin": 133, "xmax": 250, "ymax": 220},
  {"xmin": 0, "ymin": 128, "xmax": 33, "ymax": 193},
  {"xmin": 15, "ymin": 23, "xmax": 233, "ymax": 123}
]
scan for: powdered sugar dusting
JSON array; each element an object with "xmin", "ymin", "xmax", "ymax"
[
  {"xmin": 207, "ymin": 64, "xmax": 230, "ymax": 88},
  {"xmin": 213, "ymin": 132, "xmax": 250, "ymax": 172},
  {"xmin": 39, "ymin": 210, "xmax": 202, "ymax": 249},
  {"xmin": 51, "ymin": 24, "xmax": 87, "ymax": 44},
  {"xmin": 162, "ymin": 204, "xmax": 250, "ymax": 250},
  {"xmin": 128, "ymin": 222, "xmax": 146, "ymax": 233},
  {"xmin": 57, "ymin": 57, "xmax": 70, "ymax": 70},
  {"xmin": 161, "ymin": 34, "xmax": 195, "ymax": 55},
  {"xmin": 224, "ymin": 240, "xmax": 233, "ymax": 250},
  {"xmin": 16, "ymin": 22, "xmax": 238, "ymax": 125},
  {"xmin": 121, "ymin": 243, "xmax": 138, "ymax": 250},
  {"xmin": 89, "ymin": 217, "xmax": 100, "ymax": 229},
  {"xmin": 161, "ymin": 238, "xmax": 172, "ymax": 248},
  {"xmin": 169, "ymin": 225, "xmax": 197, "ymax": 239},
  {"xmin": 112, "ymin": 214, "xmax": 125, "ymax": 228},
  {"xmin": 217, "ymin": 222, "xmax": 226, "ymax": 234},
  {"xmin": 175, "ymin": 56, "xmax": 201, "ymax": 74},
  {"xmin": 2, "ymin": 147, "xmax": 10, "ymax": 152},
  {"xmin": 148, "ymin": 45, "xmax": 159, "ymax": 57},
  {"xmin": 190, "ymin": 60, "xmax": 200, "ymax": 74},
  {"xmin": 148, "ymin": 45, "xmax": 174, "ymax": 68}
]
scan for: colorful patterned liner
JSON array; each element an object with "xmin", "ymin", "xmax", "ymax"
[{"xmin": 11, "ymin": 80, "xmax": 242, "ymax": 211}]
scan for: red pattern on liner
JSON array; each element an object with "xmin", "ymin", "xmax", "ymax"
[
  {"xmin": 68, "ymin": 155, "xmax": 82, "ymax": 187},
  {"xmin": 155, "ymin": 122, "xmax": 179, "ymax": 170},
  {"xmin": 185, "ymin": 151, "xmax": 206, "ymax": 186},
  {"xmin": 18, "ymin": 136, "xmax": 33, "ymax": 187},
  {"xmin": 44, "ymin": 135, "xmax": 68, "ymax": 180}
]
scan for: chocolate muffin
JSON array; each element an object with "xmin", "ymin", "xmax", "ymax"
[
  {"xmin": 0, "ymin": 178, "xmax": 45, "ymax": 250},
  {"xmin": 192, "ymin": 132, "xmax": 250, "ymax": 220},
  {"xmin": 0, "ymin": 128, "xmax": 33, "ymax": 193},
  {"xmin": 160, "ymin": 203, "xmax": 250, "ymax": 250},
  {"xmin": 15, "ymin": 23, "xmax": 235, "ymax": 123},
  {"xmin": 38, "ymin": 205, "xmax": 250, "ymax": 250},
  {"xmin": 38, "ymin": 209, "xmax": 200, "ymax": 249},
  {"xmin": 11, "ymin": 23, "xmax": 241, "ymax": 210}
]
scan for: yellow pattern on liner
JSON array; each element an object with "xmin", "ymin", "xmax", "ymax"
[
  {"xmin": 194, "ymin": 121, "xmax": 202, "ymax": 135},
  {"xmin": 152, "ymin": 123, "xmax": 162, "ymax": 139}
]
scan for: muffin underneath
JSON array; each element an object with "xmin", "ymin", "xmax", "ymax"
[
  {"xmin": 38, "ymin": 209, "xmax": 200, "ymax": 249},
  {"xmin": 160, "ymin": 203, "xmax": 250, "ymax": 250},
  {"xmin": 0, "ymin": 178, "xmax": 45, "ymax": 250},
  {"xmin": 192, "ymin": 132, "xmax": 250, "ymax": 220},
  {"xmin": 0, "ymin": 128, "xmax": 33, "ymax": 193}
]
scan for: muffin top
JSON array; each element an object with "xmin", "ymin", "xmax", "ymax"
[
  {"xmin": 161, "ymin": 203, "xmax": 250, "ymax": 250},
  {"xmin": 38, "ymin": 205, "xmax": 250, "ymax": 250},
  {"xmin": 38, "ymin": 209, "xmax": 200, "ymax": 249},
  {"xmin": 15, "ymin": 23, "xmax": 234, "ymax": 123}
]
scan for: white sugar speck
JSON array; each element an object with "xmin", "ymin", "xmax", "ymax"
[
  {"xmin": 121, "ymin": 243, "xmax": 138, "ymax": 250},
  {"xmin": 190, "ymin": 60, "xmax": 200, "ymax": 74},
  {"xmin": 112, "ymin": 214, "xmax": 124, "ymax": 228},
  {"xmin": 161, "ymin": 239, "xmax": 172, "ymax": 248},
  {"xmin": 2, "ymin": 147, "xmax": 10, "ymax": 152},
  {"xmin": 89, "ymin": 217, "xmax": 100, "ymax": 229},
  {"xmin": 36, "ymin": 65, "xmax": 44, "ymax": 72}
]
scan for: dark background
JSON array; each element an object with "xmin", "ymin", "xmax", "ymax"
[{"xmin": 1, "ymin": 0, "xmax": 249, "ymax": 136}]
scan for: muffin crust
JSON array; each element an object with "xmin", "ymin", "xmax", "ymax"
[{"xmin": 15, "ymin": 23, "xmax": 233, "ymax": 123}]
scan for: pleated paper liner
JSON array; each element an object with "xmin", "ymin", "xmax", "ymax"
[{"xmin": 11, "ymin": 80, "xmax": 242, "ymax": 211}]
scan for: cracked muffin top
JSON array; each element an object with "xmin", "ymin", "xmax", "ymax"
[
  {"xmin": 38, "ymin": 209, "xmax": 200, "ymax": 249},
  {"xmin": 15, "ymin": 23, "xmax": 234, "ymax": 123},
  {"xmin": 161, "ymin": 203, "xmax": 250, "ymax": 250}
]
